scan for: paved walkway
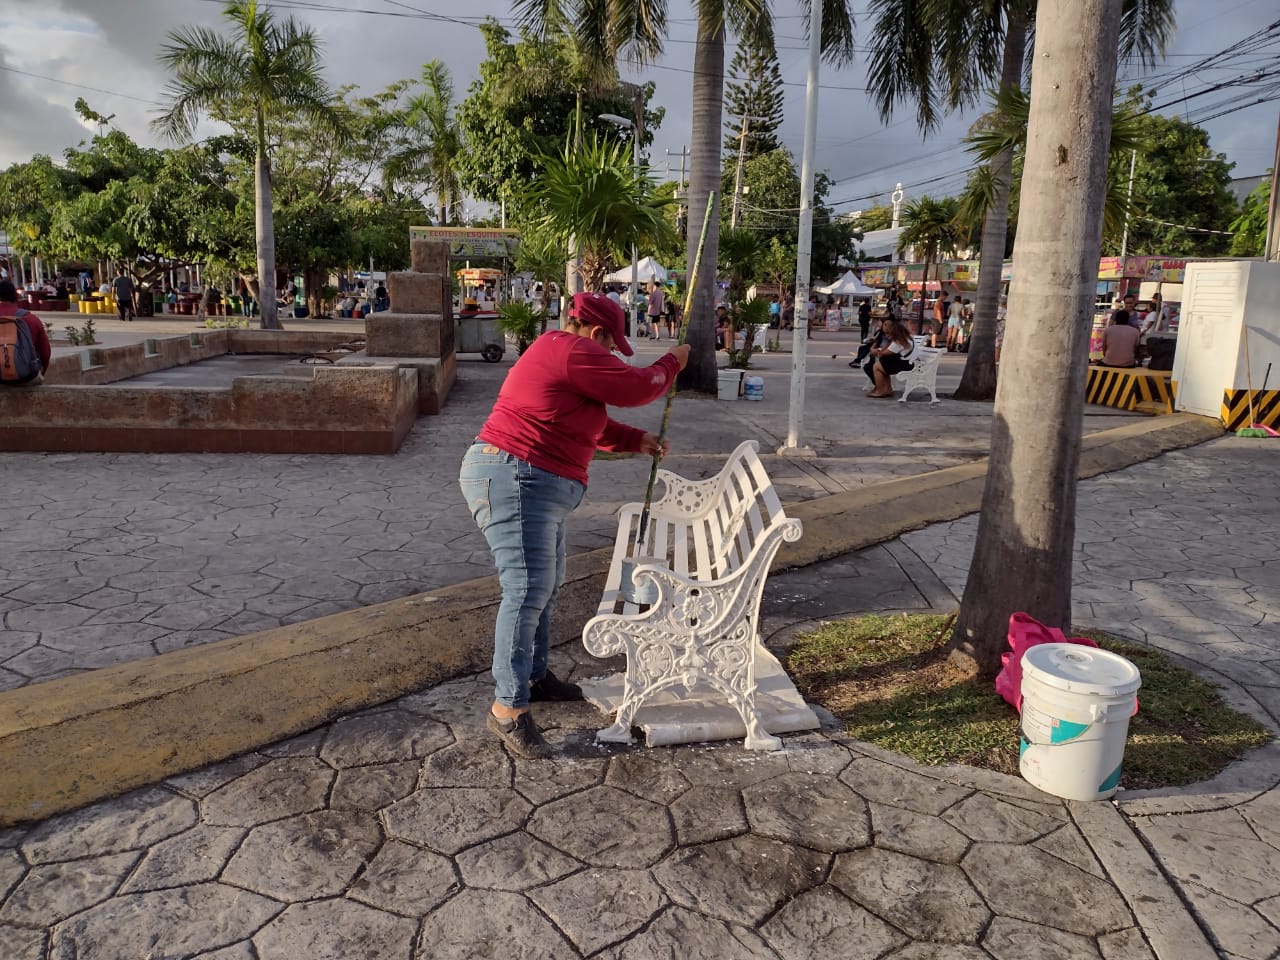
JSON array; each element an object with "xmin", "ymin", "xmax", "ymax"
[
  {"xmin": 2, "ymin": 436, "xmax": 1276, "ymax": 958},
  {"xmin": 1, "ymin": 331, "xmax": 1139, "ymax": 689}
]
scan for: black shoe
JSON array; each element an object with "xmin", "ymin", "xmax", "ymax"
[
  {"xmin": 486, "ymin": 711, "xmax": 552, "ymax": 759},
  {"xmin": 529, "ymin": 669, "xmax": 584, "ymax": 702}
]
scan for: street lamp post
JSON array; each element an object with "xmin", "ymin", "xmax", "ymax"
[
  {"xmin": 600, "ymin": 112, "xmax": 642, "ymax": 336},
  {"xmin": 781, "ymin": 0, "xmax": 824, "ymax": 456}
]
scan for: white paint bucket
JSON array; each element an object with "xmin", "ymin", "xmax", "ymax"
[
  {"xmin": 743, "ymin": 376, "xmax": 764, "ymax": 401},
  {"xmin": 1019, "ymin": 643, "xmax": 1141, "ymax": 801},
  {"xmin": 717, "ymin": 370, "xmax": 742, "ymax": 401}
]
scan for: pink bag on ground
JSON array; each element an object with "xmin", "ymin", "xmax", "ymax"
[{"xmin": 994, "ymin": 612, "xmax": 1098, "ymax": 712}]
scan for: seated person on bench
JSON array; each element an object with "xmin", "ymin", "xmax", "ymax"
[
  {"xmin": 867, "ymin": 320, "xmax": 916, "ymax": 399},
  {"xmin": 1099, "ymin": 309, "xmax": 1139, "ymax": 368},
  {"xmin": 854, "ymin": 316, "xmax": 893, "ymax": 372}
]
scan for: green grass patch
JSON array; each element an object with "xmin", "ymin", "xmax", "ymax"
[{"xmin": 783, "ymin": 613, "xmax": 1272, "ymax": 790}]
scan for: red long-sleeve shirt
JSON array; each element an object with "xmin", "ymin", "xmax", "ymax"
[
  {"xmin": 478, "ymin": 331, "xmax": 679, "ymax": 484},
  {"xmin": 0, "ymin": 304, "xmax": 52, "ymax": 373}
]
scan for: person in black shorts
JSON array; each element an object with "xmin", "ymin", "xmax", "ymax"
[{"xmin": 112, "ymin": 268, "xmax": 135, "ymax": 322}]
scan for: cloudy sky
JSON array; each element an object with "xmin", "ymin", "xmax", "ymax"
[{"xmin": 0, "ymin": 0, "xmax": 1276, "ymax": 217}]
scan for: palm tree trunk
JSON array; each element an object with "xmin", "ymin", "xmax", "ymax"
[
  {"xmin": 255, "ymin": 147, "xmax": 280, "ymax": 330},
  {"xmin": 948, "ymin": 0, "xmax": 1124, "ymax": 679},
  {"xmin": 679, "ymin": 11, "xmax": 725, "ymax": 393},
  {"xmin": 953, "ymin": 9, "xmax": 1028, "ymax": 401}
]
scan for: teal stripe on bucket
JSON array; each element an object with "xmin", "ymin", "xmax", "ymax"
[{"xmin": 1049, "ymin": 718, "xmax": 1090, "ymax": 744}]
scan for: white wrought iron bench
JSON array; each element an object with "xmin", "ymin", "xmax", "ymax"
[
  {"xmin": 582, "ymin": 440, "xmax": 804, "ymax": 750},
  {"xmin": 896, "ymin": 344, "xmax": 945, "ymax": 403}
]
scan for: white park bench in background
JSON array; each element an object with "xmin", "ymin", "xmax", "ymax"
[
  {"xmin": 582, "ymin": 440, "xmax": 809, "ymax": 751},
  {"xmin": 896, "ymin": 343, "xmax": 945, "ymax": 404}
]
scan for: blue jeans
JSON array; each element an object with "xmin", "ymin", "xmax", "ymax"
[{"xmin": 459, "ymin": 443, "xmax": 585, "ymax": 709}]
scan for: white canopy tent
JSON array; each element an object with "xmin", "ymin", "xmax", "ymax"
[
  {"xmin": 604, "ymin": 256, "xmax": 668, "ymax": 284},
  {"xmin": 814, "ymin": 270, "xmax": 879, "ymax": 298}
]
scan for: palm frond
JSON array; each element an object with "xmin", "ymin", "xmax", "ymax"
[
  {"xmin": 512, "ymin": 0, "xmax": 573, "ymax": 39},
  {"xmin": 865, "ymin": 0, "xmax": 942, "ymax": 129},
  {"xmin": 814, "ymin": 0, "xmax": 858, "ymax": 67},
  {"xmin": 1118, "ymin": 0, "xmax": 1175, "ymax": 68}
]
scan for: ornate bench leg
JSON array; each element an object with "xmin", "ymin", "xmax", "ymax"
[
  {"xmin": 596, "ymin": 718, "xmax": 636, "ymax": 745},
  {"xmin": 742, "ymin": 716, "xmax": 783, "ymax": 751}
]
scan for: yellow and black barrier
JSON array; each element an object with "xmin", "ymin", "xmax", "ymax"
[
  {"xmin": 1221, "ymin": 389, "xmax": 1280, "ymax": 431},
  {"xmin": 1085, "ymin": 366, "xmax": 1175, "ymax": 413}
]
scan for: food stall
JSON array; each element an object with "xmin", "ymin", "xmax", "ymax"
[{"xmin": 412, "ymin": 226, "xmax": 521, "ymax": 363}]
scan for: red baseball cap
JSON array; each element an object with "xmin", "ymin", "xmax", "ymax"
[{"xmin": 569, "ymin": 292, "xmax": 633, "ymax": 356}]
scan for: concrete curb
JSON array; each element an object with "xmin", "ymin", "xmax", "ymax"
[
  {"xmin": 1070, "ymin": 800, "xmax": 1219, "ymax": 960},
  {"xmin": 0, "ymin": 414, "xmax": 1223, "ymax": 826}
]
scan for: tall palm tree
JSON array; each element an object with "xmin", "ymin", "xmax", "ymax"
[
  {"xmin": 385, "ymin": 61, "xmax": 465, "ymax": 226},
  {"xmin": 898, "ymin": 196, "xmax": 961, "ymax": 332},
  {"xmin": 524, "ymin": 133, "xmax": 674, "ymax": 292},
  {"xmin": 866, "ymin": 0, "xmax": 1173, "ymax": 400},
  {"xmin": 515, "ymin": 0, "xmax": 857, "ymax": 391},
  {"xmin": 154, "ymin": 0, "xmax": 347, "ymax": 330},
  {"xmin": 950, "ymin": 0, "xmax": 1125, "ymax": 677}
]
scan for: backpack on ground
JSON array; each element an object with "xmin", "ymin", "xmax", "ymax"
[{"xmin": 0, "ymin": 308, "xmax": 42, "ymax": 384}]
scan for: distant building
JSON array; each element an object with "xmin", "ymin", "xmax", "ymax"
[{"xmin": 1228, "ymin": 175, "xmax": 1266, "ymax": 206}]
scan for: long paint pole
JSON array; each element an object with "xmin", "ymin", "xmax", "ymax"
[{"xmin": 635, "ymin": 191, "xmax": 717, "ymax": 548}]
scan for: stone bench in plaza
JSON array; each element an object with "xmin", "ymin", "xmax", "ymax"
[{"xmin": 582, "ymin": 440, "xmax": 810, "ymax": 751}]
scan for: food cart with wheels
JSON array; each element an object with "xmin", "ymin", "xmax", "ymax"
[{"xmin": 412, "ymin": 227, "xmax": 521, "ymax": 363}]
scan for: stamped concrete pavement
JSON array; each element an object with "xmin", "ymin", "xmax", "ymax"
[
  {"xmin": 0, "ymin": 332, "xmax": 1141, "ymax": 690},
  {"xmin": 4, "ymin": 436, "xmax": 1275, "ymax": 958},
  {"xmin": 902, "ymin": 436, "xmax": 1280, "ymax": 960}
]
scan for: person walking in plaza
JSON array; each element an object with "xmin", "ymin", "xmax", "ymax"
[
  {"xmin": 112, "ymin": 268, "xmax": 135, "ymax": 322},
  {"xmin": 857, "ymin": 300, "xmax": 872, "ymax": 341},
  {"xmin": 645, "ymin": 280, "xmax": 666, "ymax": 342},
  {"xmin": 945, "ymin": 297, "xmax": 964, "ymax": 351},
  {"xmin": 459, "ymin": 292, "xmax": 690, "ymax": 759}
]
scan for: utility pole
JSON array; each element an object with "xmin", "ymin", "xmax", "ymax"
[
  {"xmin": 1266, "ymin": 110, "xmax": 1279, "ymax": 262},
  {"xmin": 730, "ymin": 113, "xmax": 751, "ymax": 229},
  {"xmin": 1119, "ymin": 149, "xmax": 1137, "ymax": 259},
  {"xmin": 781, "ymin": 0, "xmax": 823, "ymax": 456},
  {"xmin": 667, "ymin": 146, "xmax": 690, "ymax": 238}
]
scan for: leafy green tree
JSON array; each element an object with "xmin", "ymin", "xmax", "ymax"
[
  {"xmin": 723, "ymin": 33, "xmax": 784, "ymax": 161},
  {"xmin": 898, "ymin": 196, "xmax": 961, "ymax": 328},
  {"xmin": 719, "ymin": 148, "xmax": 856, "ymax": 281},
  {"xmin": 1230, "ymin": 177, "xmax": 1271, "ymax": 257},
  {"xmin": 456, "ymin": 20, "xmax": 661, "ymax": 214},
  {"xmin": 522, "ymin": 134, "xmax": 674, "ymax": 292},
  {"xmin": 0, "ymin": 155, "xmax": 80, "ymax": 267},
  {"xmin": 1099, "ymin": 103, "xmax": 1237, "ymax": 257},
  {"xmin": 849, "ymin": 203, "xmax": 895, "ymax": 233},
  {"xmin": 155, "ymin": 0, "xmax": 348, "ymax": 329},
  {"xmin": 760, "ymin": 235, "xmax": 798, "ymax": 302}
]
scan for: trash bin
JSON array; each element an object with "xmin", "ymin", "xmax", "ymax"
[
  {"xmin": 717, "ymin": 369, "xmax": 742, "ymax": 400},
  {"xmin": 1019, "ymin": 643, "xmax": 1141, "ymax": 800}
]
